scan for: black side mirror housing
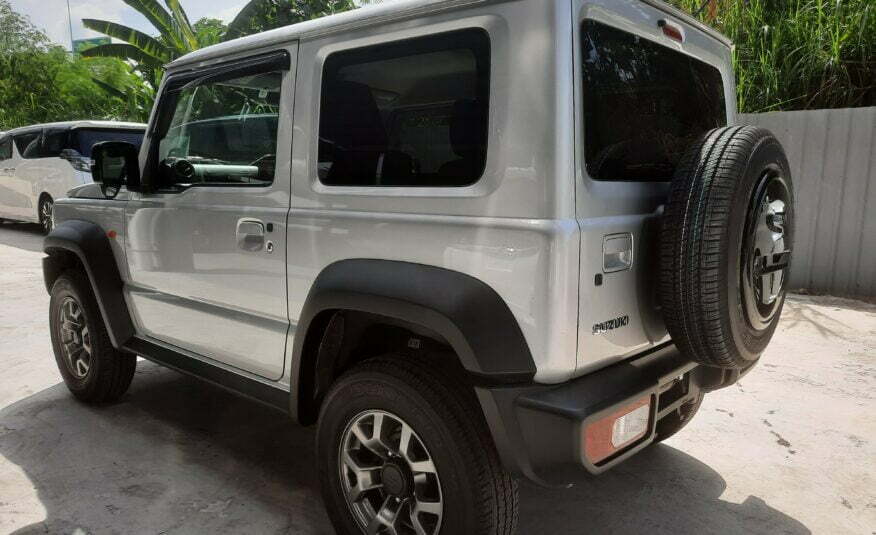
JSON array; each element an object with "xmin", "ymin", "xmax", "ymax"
[{"xmin": 91, "ymin": 141, "xmax": 141, "ymax": 198}]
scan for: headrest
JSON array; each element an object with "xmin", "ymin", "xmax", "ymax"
[
  {"xmin": 449, "ymin": 99, "xmax": 485, "ymax": 159},
  {"xmin": 321, "ymin": 80, "xmax": 388, "ymax": 150}
]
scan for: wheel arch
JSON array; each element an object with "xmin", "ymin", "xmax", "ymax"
[
  {"xmin": 290, "ymin": 259, "xmax": 536, "ymax": 425},
  {"xmin": 43, "ymin": 219, "xmax": 134, "ymax": 348}
]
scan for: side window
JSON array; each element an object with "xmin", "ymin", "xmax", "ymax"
[
  {"xmin": 318, "ymin": 29, "xmax": 491, "ymax": 187},
  {"xmin": 14, "ymin": 133, "xmax": 40, "ymax": 159},
  {"xmin": 0, "ymin": 137, "xmax": 11, "ymax": 160},
  {"xmin": 581, "ymin": 20, "xmax": 726, "ymax": 181},
  {"xmin": 40, "ymin": 129, "xmax": 69, "ymax": 158},
  {"xmin": 155, "ymin": 70, "xmax": 283, "ymax": 188}
]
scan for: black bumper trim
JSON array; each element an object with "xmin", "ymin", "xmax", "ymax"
[{"xmin": 477, "ymin": 343, "xmax": 740, "ymax": 487}]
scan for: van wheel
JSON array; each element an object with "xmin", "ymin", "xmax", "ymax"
[
  {"xmin": 39, "ymin": 195, "xmax": 53, "ymax": 234},
  {"xmin": 317, "ymin": 356, "xmax": 518, "ymax": 535},
  {"xmin": 660, "ymin": 126, "xmax": 794, "ymax": 369},
  {"xmin": 49, "ymin": 271, "xmax": 136, "ymax": 403}
]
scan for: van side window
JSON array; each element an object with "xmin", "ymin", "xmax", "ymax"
[
  {"xmin": 0, "ymin": 138, "xmax": 11, "ymax": 160},
  {"xmin": 581, "ymin": 20, "xmax": 726, "ymax": 182},
  {"xmin": 14, "ymin": 133, "xmax": 40, "ymax": 159},
  {"xmin": 155, "ymin": 70, "xmax": 283, "ymax": 188},
  {"xmin": 318, "ymin": 29, "xmax": 490, "ymax": 187},
  {"xmin": 40, "ymin": 129, "xmax": 69, "ymax": 158}
]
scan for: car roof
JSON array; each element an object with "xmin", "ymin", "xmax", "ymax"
[
  {"xmin": 3, "ymin": 120, "xmax": 147, "ymax": 136},
  {"xmin": 169, "ymin": 0, "xmax": 730, "ymax": 70}
]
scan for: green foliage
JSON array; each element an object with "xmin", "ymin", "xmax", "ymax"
[
  {"xmin": 226, "ymin": 0, "xmax": 356, "ymax": 40},
  {"xmin": 0, "ymin": 0, "xmax": 49, "ymax": 53},
  {"xmin": 0, "ymin": 0, "xmax": 148, "ymax": 128},
  {"xmin": 667, "ymin": 0, "xmax": 875, "ymax": 112}
]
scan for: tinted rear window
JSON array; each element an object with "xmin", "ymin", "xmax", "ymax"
[
  {"xmin": 581, "ymin": 20, "xmax": 727, "ymax": 181},
  {"xmin": 318, "ymin": 29, "xmax": 490, "ymax": 187},
  {"xmin": 72, "ymin": 129, "xmax": 145, "ymax": 157}
]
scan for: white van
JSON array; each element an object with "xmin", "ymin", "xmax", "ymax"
[{"xmin": 0, "ymin": 121, "xmax": 146, "ymax": 233}]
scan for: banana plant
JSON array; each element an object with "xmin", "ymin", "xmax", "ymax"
[
  {"xmin": 80, "ymin": 0, "xmax": 202, "ymax": 78},
  {"xmin": 225, "ymin": 0, "xmax": 356, "ymax": 41}
]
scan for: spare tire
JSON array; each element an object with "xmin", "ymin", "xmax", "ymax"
[{"xmin": 660, "ymin": 126, "xmax": 794, "ymax": 369}]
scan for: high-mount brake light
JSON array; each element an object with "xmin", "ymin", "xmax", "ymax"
[
  {"xmin": 583, "ymin": 397, "xmax": 652, "ymax": 464},
  {"xmin": 658, "ymin": 19, "xmax": 685, "ymax": 43}
]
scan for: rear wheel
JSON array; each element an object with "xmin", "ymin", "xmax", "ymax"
[
  {"xmin": 660, "ymin": 126, "xmax": 794, "ymax": 369},
  {"xmin": 49, "ymin": 271, "xmax": 136, "ymax": 403},
  {"xmin": 317, "ymin": 355, "xmax": 518, "ymax": 535},
  {"xmin": 38, "ymin": 195, "xmax": 53, "ymax": 234}
]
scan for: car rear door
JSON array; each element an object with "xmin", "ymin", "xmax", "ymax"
[
  {"xmin": 572, "ymin": 0, "xmax": 735, "ymax": 374},
  {"xmin": 0, "ymin": 135, "xmax": 15, "ymax": 217},
  {"xmin": 125, "ymin": 47, "xmax": 296, "ymax": 380}
]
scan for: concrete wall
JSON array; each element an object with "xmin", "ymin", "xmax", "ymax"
[{"xmin": 740, "ymin": 107, "xmax": 876, "ymax": 298}]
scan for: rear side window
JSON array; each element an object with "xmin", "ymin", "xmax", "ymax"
[
  {"xmin": 14, "ymin": 132, "xmax": 39, "ymax": 159},
  {"xmin": 318, "ymin": 29, "xmax": 490, "ymax": 187},
  {"xmin": 71, "ymin": 129, "xmax": 145, "ymax": 157},
  {"xmin": 581, "ymin": 20, "xmax": 726, "ymax": 182},
  {"xmin": 40, "ymin": 129, "xmax": 69, "ymax": 158},
  {"xmin": 0, "ymin": 138, "xmax": 11, "ymax": 160}
]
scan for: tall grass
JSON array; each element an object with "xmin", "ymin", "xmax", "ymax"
[{"xmin": 668, "ymin": 0, "xmax": 875, "ymax": 112}]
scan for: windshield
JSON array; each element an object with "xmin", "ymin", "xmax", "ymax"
[{"xmin": 72, "ymin": 129, "xmax": 145, "ymax": 157}]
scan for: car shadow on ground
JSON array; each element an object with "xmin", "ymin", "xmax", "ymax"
[
  {"xmin": 0, "ymin": 362, "xmax": 811, "ymax": 534},
  {"xmin": 0, "ymin": 221, "xmax": 44, "ymax": 253}
]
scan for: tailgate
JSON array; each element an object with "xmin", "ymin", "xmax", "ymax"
[{"xmin": 572, "ymin": 0, "xmax": 735, "ymax": 375}]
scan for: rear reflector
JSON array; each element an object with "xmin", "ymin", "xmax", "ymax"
[{"xmin": 583, "ymin": 397, "xmax": 651, "ymax": 464}]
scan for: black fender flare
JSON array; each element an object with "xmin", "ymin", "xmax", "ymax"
[
  {"xmin": 290, "ymin": 259, "xmax": 536, "ymax": 419},
  {"xmin": 43, "ymin": 219, "xmax": 134, "ymax": 349}
]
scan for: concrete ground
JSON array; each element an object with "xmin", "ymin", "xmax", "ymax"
[{"xmin": 0, "ymin": 221, "xmax": 874, "ymax": 535}]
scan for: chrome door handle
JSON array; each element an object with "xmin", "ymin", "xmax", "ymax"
[
  {"xmin": 236, "ymin": 218, "xmax": 265, "ymax": 252},
  {"xmin": 1, "ymin": 168, "xmax": 14, "ymax": 172}
]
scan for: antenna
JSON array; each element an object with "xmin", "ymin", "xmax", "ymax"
[{"xmin": 67, "ymin": 0, "xmax": 75, "ymax": 52}]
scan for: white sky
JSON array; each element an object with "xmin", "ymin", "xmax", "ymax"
[
  {"xmin": 9, "ymin": 0, "xmax": 252, "ymax": 48},
  {"xmin": 9, "ymin": 0, "xmax": 387, "ymax": 48}
]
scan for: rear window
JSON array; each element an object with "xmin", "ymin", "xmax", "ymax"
[
  {"xmin": 72, "ymin": 128, "xmax": 145, "ymax": 157},
  {"xmin": 318, "ymin": 29, "xmax": 490, "ymax": 187},
  {"xmin": 581, "ymin": 20, "xmax": 727, "ymax": 182}
]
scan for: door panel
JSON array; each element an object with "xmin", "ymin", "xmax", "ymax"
[
  {"xmin": 125, "ymin": 189, "xmax": 290, "ymax": 379},
  {"xmin": 0, "ymin": 137, "xmax": 15, "ymax": 216},
  {"xmin": 125, "ymin": 45, "xmax": 296, "ymax": 380}
]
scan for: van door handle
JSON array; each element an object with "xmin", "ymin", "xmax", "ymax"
[
  {"xmin": 1, "ymin": 167, "xmax": 14, "ymax": 172},
  {"xmin": 236, "ymin": 218, "xmax": 265, "ymax": 252}
]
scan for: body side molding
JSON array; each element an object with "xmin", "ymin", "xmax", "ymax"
[{"xmin": 43, "ymin": 219, "xmax": 135, "ymax": 348}]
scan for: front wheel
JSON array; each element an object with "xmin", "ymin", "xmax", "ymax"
[
  {"xmin": 317, "ymin": 356, "xmax": 518, "ymax": 535},
  {"xmin": 49, "ymin": 271, "xmax": 136, "ymax": 403},
  {"xmin": 38, "ymin": 195, "xmax": 53, "ymax": 234}
]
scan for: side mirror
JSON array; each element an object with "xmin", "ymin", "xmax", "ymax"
[{"xmin": 91, "ymin": 141, "xmax": 140, "ymax": 198}]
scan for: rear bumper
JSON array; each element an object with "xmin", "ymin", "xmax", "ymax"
[{"xmin": 476, "ymin": 342, "xmax": 750, "ymax": 486}]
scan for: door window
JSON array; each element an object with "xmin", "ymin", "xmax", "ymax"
[
  {"xmin": 38, "ymin": 129, "xmax": 70, "ymax": 158},
  {"xmin": 0, "ymin": 138, "xmax": 11, "ymax": 160},
  {"xmin": 318, "ymin": 29, "xmax": 491, "ymax": 187},
  {"xmin": 13, "ymin": 132, "xmax": 39, "ymax": 159},
  {"xmin": 581, "ymin": 20, "xmax": 726, "ymax": 182},
  {"xmin": 155, "ymin": 70, "xmax": 283, "ymax": 188}
]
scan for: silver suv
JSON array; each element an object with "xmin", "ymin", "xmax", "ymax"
[{"xmin": 43, "ymin": 1, "xmax": 794, "ymax": 533}]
